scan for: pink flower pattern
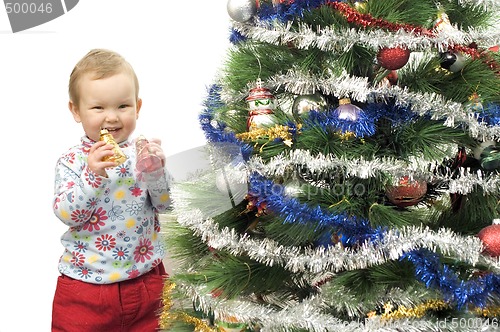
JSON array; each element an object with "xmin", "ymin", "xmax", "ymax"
[
  {"xmin": 133, "ymin": 238, "xmax": 154, "ymax": 263},
  {"xmin": 95, "ymin": 234, "xmax": 116, "ymax": 251},
  {"xmin": 71, "ymin": 209, "xmax": 91, "ymax": 224},
  {"xmin": 84, "ymin": 167, "xmax": 102, "ymax": 188},
  {"xmin": 83, "ymin": 207, "xmax": 107, "ymax": 232},
  {"xmin": 71, "ymin": 251, "xmax": 85, "ymax": 267}
]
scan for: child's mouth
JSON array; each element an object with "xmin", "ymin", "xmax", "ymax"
[{"xmin": 105, "ymin": 128, "xmax": 120, "ymax": 133}]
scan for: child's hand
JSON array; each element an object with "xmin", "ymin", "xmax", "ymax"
[
  {"xmin": 88, "ymin": 141, "xmax": 117, "ymax": 177},
  {"xmin": 146, "ymin": 138, "xmax": 166, "ymax": 167}
]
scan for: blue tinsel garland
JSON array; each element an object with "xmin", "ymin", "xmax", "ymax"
[
  {"xmin": 199, "ymin": 83, "xmax": 500, "ymax": 311},
  {"xmin": 404, "ymin": 249, "xmax": 500, "ymax": 309},
  {"xmin": 250, "ymin": 171, "xmax": 500, "ymax": 310}
]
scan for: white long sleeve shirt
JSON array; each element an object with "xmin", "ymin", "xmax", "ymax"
[{"xmin": 53, "ymin": 136, "xmax": 171, "ymax": 284}]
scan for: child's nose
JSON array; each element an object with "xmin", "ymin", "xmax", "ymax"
[{"xmin": 105, "ymin": 110, "xmax": 120, "ymax": 122}]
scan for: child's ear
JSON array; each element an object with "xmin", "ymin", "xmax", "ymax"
[
  {"xmin": 68, "ymin": 100, "xmax": 81, "ymax": 123},
  {"xmin": 136, "ymin": 98, "xmax": 143, "ymax": 119}
]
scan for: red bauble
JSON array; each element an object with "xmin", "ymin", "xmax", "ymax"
[
  {"xmin": 377, "ymin": 47, "xmax": 411, "ymax": 70},
  {"xmin": 386, "ymin": 70, "xmax": 398, "ymax": 85},
  {"xmin": 386, "ymin": 176, "xmax": 427, "ymax": 207},
  {"xmin": 478, "ymin": 224, "xmax": 500, "ymax": 257}
]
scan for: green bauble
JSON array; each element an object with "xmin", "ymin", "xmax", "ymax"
[{"xmin": 474, "ymin": 141, "xmax": 500, "ymax": 170}]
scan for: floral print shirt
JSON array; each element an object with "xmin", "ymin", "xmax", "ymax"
[{"xmin": 53, "ymin": 136, "xmax": 171, "ymax": 284}]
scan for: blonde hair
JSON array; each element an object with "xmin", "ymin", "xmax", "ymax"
[{"xmin": 69, "ymin": 49, "xmax": 139, "ymax": 105}]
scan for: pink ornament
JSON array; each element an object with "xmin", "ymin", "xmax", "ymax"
[
  {"xmin": 135, "ymin": 136, "xmax": 162, "ymax": 174},
  {"xmin": 334, "ymin": 98, "xmax": 362, "ymax": 121}
]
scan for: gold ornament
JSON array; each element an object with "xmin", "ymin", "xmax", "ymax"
[
  {"xmin": 467, "ymin": 92, "xmax": 483, "ymax": 112},
  {"xmin": 100, "ymin": 128, "xmax": 127, "ymax": 165},
  {"xmin": 336, "ymin": 131, "xmax": 356, "ymax": 141},
  {"xmin": 433, "ymin": 12, "xmax": 454, "ymax": 33}
]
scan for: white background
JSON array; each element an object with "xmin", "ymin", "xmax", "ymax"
[{"xmin": 0, "ymin": 1, "xmax": 231, "ymax": 330}]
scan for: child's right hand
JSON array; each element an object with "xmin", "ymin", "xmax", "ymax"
[{"xmin": 88, "ymin": 141, "xmax": 118, "ymax": 177}]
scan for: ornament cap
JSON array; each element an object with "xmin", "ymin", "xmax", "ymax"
[
  {"xmin": 493, "ymin": 219, "xmax": 500, "ymax": 225},
  {"xmin": 338, "ymin": 98, "xmax": 351, "ymax": 105}
]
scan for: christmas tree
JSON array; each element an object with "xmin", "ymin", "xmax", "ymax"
[{"xmin": 160, "ymin": 0, "xmax": 500, "ymax": 331}]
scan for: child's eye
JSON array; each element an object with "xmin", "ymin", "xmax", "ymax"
[
  {"xmin": 92, "ymin": 106, "xmax": 103, "ymax": 110},
  {"xmin": 119, "ymin": 105, "xmax": 129, "ymax": 109}
]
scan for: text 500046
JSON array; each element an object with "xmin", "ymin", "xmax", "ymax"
[{"xmin": 5, "ymin": 2, "xmax": 53, "ymax": 14}]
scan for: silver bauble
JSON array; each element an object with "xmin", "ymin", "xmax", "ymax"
[
  {"xmin": 227, "ymin": 0, "xmax": 257, "ymax": 23},
  {"xmin": 291, "ymin": 93, "xmax": 327, "ymax": 118}
]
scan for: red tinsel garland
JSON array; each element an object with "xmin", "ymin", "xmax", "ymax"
[{"xmin": 328, "ymin": 2, "xmax": 430, "ymax": 36}]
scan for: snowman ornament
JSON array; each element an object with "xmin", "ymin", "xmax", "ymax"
[{"xmin": 246, "ymin": 79, "xmax": 276, "ymax": 131}]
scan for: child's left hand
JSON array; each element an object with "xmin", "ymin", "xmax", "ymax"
[{"xmin": 146, "ymin": 138, "xmax": 166, "ymax": 167}]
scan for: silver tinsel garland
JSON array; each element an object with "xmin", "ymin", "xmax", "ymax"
[
  {"xmin": 449, "ymin": 0, "xmax": 500, "ymax": 9},
  {"xmin": 168, "ymin": 183, "xmax": 500, "ymax": 276},
  {"xmin": 246, "ymin": 149, "xmax": 500, "ymax": 194},
  {"xmin": 165, "ymin": 177, "xmax": 500, "ymax": 330},
  {"xmin": 220, "ymin": 68, "xmax": 500, "ymax": 141},
  {"xmin": 232, "ymin": 20, "xmax": 500, "ymax": 54},
  {"xmin": 173, "ymin": 274, "xmax": 498, "ymax": 332}
]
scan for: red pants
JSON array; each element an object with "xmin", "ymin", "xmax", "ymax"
[{"xmin": 52, "ymin": 263, "xmax": 167, "ymax": 332}]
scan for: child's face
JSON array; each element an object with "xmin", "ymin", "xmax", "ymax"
[{"xmin": 69, "ymin": 72, "xmax": 141, "ymax": 143}]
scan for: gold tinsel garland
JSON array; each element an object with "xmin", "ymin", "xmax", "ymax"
[
  {"xmin": 475, "ymin": 306, "xmax": 500, "ymax": 317},
  {"xmin": 159, "ymin": 279, "xmax": 216, "ymax": 332},
  {"xmin": 367, "ymin": 299, "xmax": 500, "ymax": 320},
  {"xmin": 159, "ymin": 279, "xmax": 500, "ymax": 330},
  {"xmin": 367, "ymin": 299, "xmax": 450, "ymax": 320},
  {"xmin": 236, "ymin": 124, "xmax": 301, "ymax": 148}
]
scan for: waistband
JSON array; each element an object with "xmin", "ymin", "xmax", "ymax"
[{"xmin": 60, "ymin": 261, "xmax": 168, "ymax": 283}]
